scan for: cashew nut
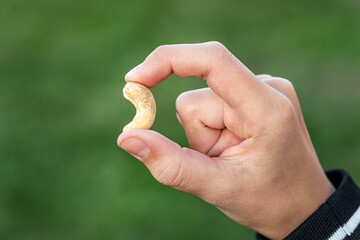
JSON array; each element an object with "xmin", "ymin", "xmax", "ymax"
[{"xmin": 122, "ymin": 82, "xmax": 156, "ymax": 132}]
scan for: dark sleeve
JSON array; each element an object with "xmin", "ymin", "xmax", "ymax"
[{"xmin": 256, "ymin": 169, "xmax": 360, "ymax": 240}]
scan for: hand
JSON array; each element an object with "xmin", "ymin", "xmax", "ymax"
[{"xmin": 117, "ymin": 42, "xmax": 335, "ymax": 239}]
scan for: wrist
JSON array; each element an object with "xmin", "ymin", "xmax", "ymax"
[{"xmin": 259, "ymin": 170, "xmax": 335, "ymax": 239}]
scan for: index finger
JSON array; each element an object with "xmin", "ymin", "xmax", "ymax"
[{"xmin": 125, "ymin": 41, "xmax": 272, "ymax": 110}]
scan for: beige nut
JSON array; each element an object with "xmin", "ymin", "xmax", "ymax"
[{"xmin": 122, "ymin": 82, "xmax": 156, "ymax": 132}]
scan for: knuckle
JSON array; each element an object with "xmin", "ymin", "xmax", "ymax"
[
  {"xmin": 273, "ymin": 77, "xmax": 296, "ymax": 96},
  {"xmin": 208, "ymin": 41, "xmax": 229, "ymax": 58},
  {"xmin": 281, "ymin": 79, "xmax": 295, "ymax": 94},
  {"xmin": 208, "ymin": 40, "xmax": 226, "ymax": 49},
  {"xmin": 153, "ymin": 161, "xmax": 184, "ymax": 188},
  {"xmin": 157, "ymin": 171, "xmax": 182, "ymax": 188},
  {"xmin": 275, "ymin": 97, "xmax": 297, "ymax": 124},
  {"xmin": 155, "ymin": 44, "xmax": 168, "ymax": 51},
  {"xmin": 175, "ymin": 91, "xmax": 197, "ymax": 116},
  {"xmin": 257, "ymin": 74, "xmax": 273, "ymax": 80},
  {"xmin": 153, "ymin": 44, "xmax": 171, "ymax": 57}
]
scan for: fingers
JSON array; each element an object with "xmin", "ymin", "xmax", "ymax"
[
  {"xmin": 125, "ymin": 42, "xmax": 273, "ymax": 112},
  {"xmin": 256, "ymin": 74, "xmax": 273, "ymax": 80},
  {"xmin": 117, "ymin": 129, "xmax": 221, "ymax": 196},
  {"xmin": 260, "ymin": 76, "xmax": 311, "ymax": 143},
  {"xmin": 256, "ymin": 75, "xmax": 301, "ymax": 119},
  {"xmin": 263, "ymin": 77, "xmax": 299, "ymax": 111},
  {"xmin": 176, "ymin": 88, "xmax": 241, "ymax": 156},
  {"xmin": 176, "ymin": 88, "xmax": 223, "ymax": 154}
]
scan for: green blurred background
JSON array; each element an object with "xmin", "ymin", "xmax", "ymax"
[{"xmin": 1, "ymin": 0, "xmax": 359, "ymax": 239}]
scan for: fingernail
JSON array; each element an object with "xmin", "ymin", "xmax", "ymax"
[
  {"xmin": 125, "ymin": 64, "xmax": 142, "ymax": 81},
  {"xmin": 119, "ymin": 137, "xmax": 150, "ymax": 161}
]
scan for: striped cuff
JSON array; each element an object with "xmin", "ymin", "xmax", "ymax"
[{"xmin": 256, "ymin": 169, "xmax": 360, "ymax": 240}]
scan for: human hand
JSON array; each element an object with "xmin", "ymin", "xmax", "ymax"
[{"xmin": 117, "ymin": 42, "xmax": 335, "ymax": 239}]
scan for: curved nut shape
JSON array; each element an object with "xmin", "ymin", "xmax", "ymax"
[{"xmin": 123, "ymin": 82, "xmax": 156, "ymax": 132}]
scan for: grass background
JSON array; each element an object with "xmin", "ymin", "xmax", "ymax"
[{"xmin": 1, "ymin": 0, "xmax": 359, "ymax": 239}]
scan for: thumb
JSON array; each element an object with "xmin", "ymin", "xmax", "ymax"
[{"xmin": 117, "ymin": 129, "xmax": 219, "ymax": 195}]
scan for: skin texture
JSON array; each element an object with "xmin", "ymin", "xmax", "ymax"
[
  {"xmin": 117, "ymin": 42, "xmax": 335, "ymax": 239},
  {"xmin": 123, "ymin": 82, "xmax": 156, "ymax": 132}
]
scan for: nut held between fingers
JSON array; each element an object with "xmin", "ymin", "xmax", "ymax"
[{"xmin": 122, "ymin": 82, "xmax": 156, "ymax": 132}]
